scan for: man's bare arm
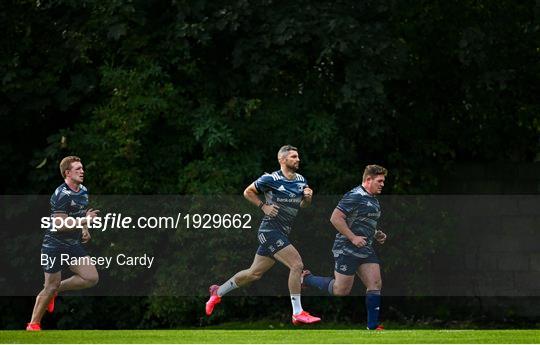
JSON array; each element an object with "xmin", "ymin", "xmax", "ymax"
[
  {"xmin": 330, "ymin": 208, "xmax": 367, "ymax": 247},
  {"xmin": 243, "ymin": 183, "xmax": 279, "ymax": 217}
]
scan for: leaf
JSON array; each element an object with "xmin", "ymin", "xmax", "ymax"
[
  {"xmin": 35, "ymin": 158, "xmax": 47, "ymax": 169},
  {"xmin": 107, "ymin": 23, "xmax": 127, "ymax": 41}
]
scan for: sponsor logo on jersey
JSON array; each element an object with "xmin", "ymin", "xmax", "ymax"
[{"xmin": 276, "ymin": 197, "xmax": 300, "ymax": 203}]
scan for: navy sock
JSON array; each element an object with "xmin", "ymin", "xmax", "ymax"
[
  {"xmin": 366, "ymin": 290, "xmax": 381, "ymax": 329},
  {"xmin": 303, "ymin": 274, "xmax": 334, "ymax": 295}
]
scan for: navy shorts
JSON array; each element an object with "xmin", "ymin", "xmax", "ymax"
[
  {"xmin": 41, "ymin": 243, "xmax": 87, "ymax": 273},
  {"xmin": 256, "ymin": 230, "xmax": 291, "ymax": 257},
  {"xmin": 334, "ymin": 252, "xmax": 381, "ymax": 276}
]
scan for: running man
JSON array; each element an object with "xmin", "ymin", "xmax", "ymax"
[
  {"xmin": 205, "ymin": 145, "xmax": 320, "ymax": 325},
  {"xmin": 26, "ymin": 156, "xmax": 100, "ymax": 331},
  {"xmin": 302, "ymin": 164, "xmax": 388, "ymax": 330}
]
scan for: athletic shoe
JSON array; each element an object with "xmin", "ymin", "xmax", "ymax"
[
  {"xmin": 205, "ymin": 285, "xmax": 221, "ymax": 316},
  {"xmin": 367, "ymin": 324, "xmax": 385, "ymax": 330},
  {"xmin": 26, "ymin": 323, "xmax": 41, "ymax": 331},
  {"xmin": 292, "ymin": 310, "xmax": 321, "ymax": 325},
  {"xmin": 47, "ymin": 292, "xmax": 57, "ymax": 313},
  {"xmin": 300, "ymin": 270, "xmax": 311, "ymax": 289}
]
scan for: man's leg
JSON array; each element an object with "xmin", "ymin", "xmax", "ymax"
[
  {"xmin": 220, "ymin": 254, "xmax": 275, "ymax": 293},
  {"xmin": 29, "ymin": 272, "xmax": 61, "ymax": 326},
  {"xmin": 45, "ymin": 256, "xmax": 99, "ymax": 316},
  {"xmin": 303, "ymin": 254, "xmax": 356, "ymax": 296},
  {"xmin": 302, "ymin": 270, "xmax": 355, "ymax": 296},
  {"xmin": 273, "ymin": 245, "xmax": 303, "ymax": 295},
  {"xmin": 273, "ymin": 244, "xmax": 320, "ymax": 324},
  {"xmin": 331, "ymin": 271, "xmax": 355, "ymax": 296},
  {"xmin": 206, "ymin": 254, "xmax": 275, "ymax": 316},
  {"xmin": 357, "ymin": 263, "xmax": 382, "ymax": 330},
  {"xmin": 58, "ymin": 259, "xmax": 99, "ymax": 292}
]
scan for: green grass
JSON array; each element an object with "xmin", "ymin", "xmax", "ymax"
[{"xmin": 1, "ymin": 330, "xmax": 539, "ymax": 344}]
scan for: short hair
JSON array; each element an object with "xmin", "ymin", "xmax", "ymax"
[
  {"xmin": 363, "ymin": 164, "xmax": 388, "ymax": 181},
  {"xmin": 277, "ymin": 145, "xmax": 298, "ymax": 160},
  {"xmin": 59, "ymin": 156, "xmax": 81, "ymax": 179}
]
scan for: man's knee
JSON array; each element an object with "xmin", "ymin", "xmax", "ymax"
[
  {"xmin": 247, "ymin": 270, "xmax": 264, "ymax": 281},
  {"xmin": 332, "ymin": 284, "xmax": 352, "ymax": 296},
  {"xmin": 333, "ymin": 288, "xmax": 351, "ymax": 296},
  {"xmin": 86, "ymin": 273, "xmax": 99, "ymax": 287},
  {"xmin": 290, "ymin": 260, "xmax": 303, "ymax": 273},
  {"xmin": 43, "ymin": 280, "xmax": 61, "ymax": 293},
  {"xmin": 81, "ymin": 272, "xmax": 99, "ymax": 288}
]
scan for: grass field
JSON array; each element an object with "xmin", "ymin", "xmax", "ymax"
[{"xmin": 1, "ymin": 329, "xmax": 539, "ymax": 344}]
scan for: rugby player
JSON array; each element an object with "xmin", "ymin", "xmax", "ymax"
[
  {"xmin": 205, "ymin": 145, "xmax": 320, "ymax": 325},
  {"xmin": 26, "ymin": 156, "xmax": 100, "ymax": 331},
  {"xmin": 302, "ymin": 165, "xmax": 388, "ymax": 330}
]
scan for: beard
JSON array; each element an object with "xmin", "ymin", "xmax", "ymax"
[{"xmin": 285, "ymin": 161, "xmax": 299, "ymax": 172}]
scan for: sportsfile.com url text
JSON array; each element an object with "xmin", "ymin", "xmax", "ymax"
[{"xmin": 41, "ymin": 213, "xmax": 252, "ymax": 231}]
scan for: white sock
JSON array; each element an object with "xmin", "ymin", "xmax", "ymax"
[
  {"xmin": 291, "ymin": 294, "xmax": 303, "ymax": 315},
  {"xmin": 217, "ymin": 278, "xmax": 238, "ymax": 297}
]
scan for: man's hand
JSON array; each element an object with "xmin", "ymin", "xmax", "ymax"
[
  {"xmin": 86, "ymin": 208, "xmax": 100, "ymax": 219},
  {"xmin": 262, "ymin": 204, "xmax": 279, "ymax": 217},
  {"xmin": 81, "ymin": 227, "xmax": 91, "ymax": 243},
  {"xmin": 303, "ymin": 186, "xmax": 313, "ymax": 199},
  {"xmin": 301, "ymin": 185, "xmax": 313, "ymax": 208},
  {"xmin": 350, "ymin": 235, "xmax": 367, "ymax": 247},
  {"xmin": 374, "ymin": 230, "xmax": 387, "ymax": 244}
]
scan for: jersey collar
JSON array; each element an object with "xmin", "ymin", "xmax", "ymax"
[
  {"xmin": 278, "ymin": 169, "xmax": 296, "ymax": 181},
  {"xmin": 63, "ymin": 181, "xmax": 81, "ymax": 193},
  {"xmin": 360, "ymin": 185, "xmax": 373, "ymax": 196}
]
